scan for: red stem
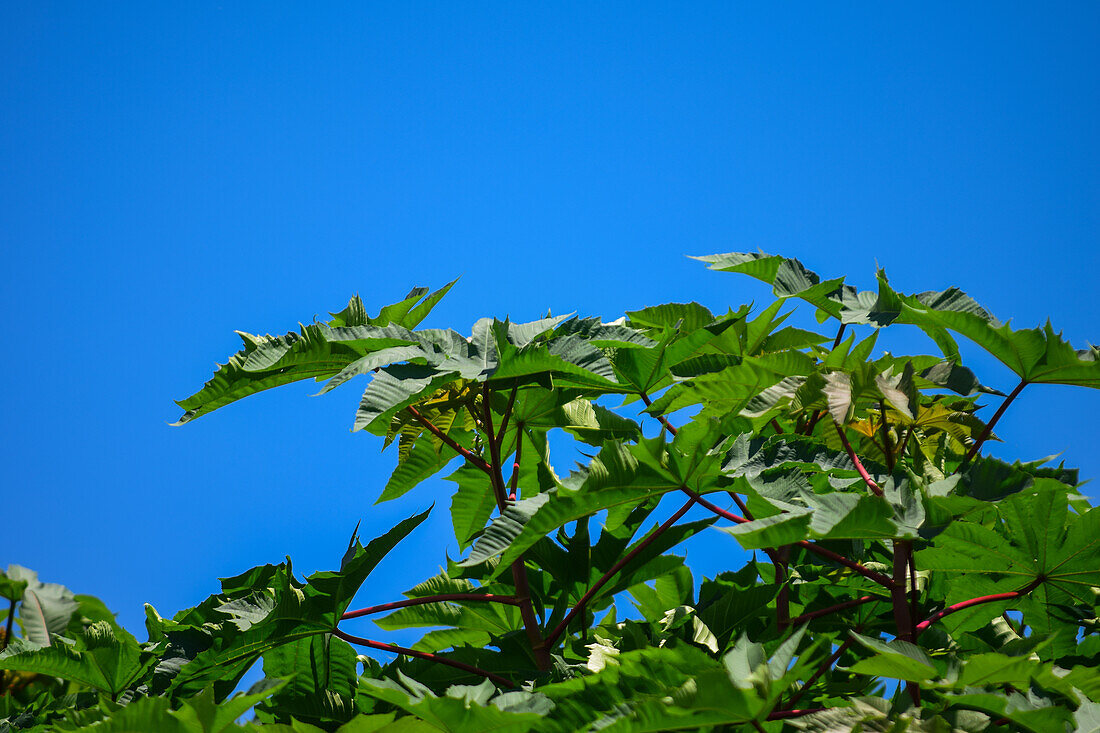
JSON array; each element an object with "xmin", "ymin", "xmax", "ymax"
[
  {"xmin": 879, "ymin": 401, "xmax": 895, "ymax": 473},
  {"xmin": 407, "ymin": 405, "xmax": 491, "ymax": 473},
  {"xmin": 481, "ymin": 387, "xmax": 509, "ymax": 511},
  {"xmin": 770, "ymin": 418, "xmax": 784, "ymax": 435},
  {"xmin": 333, "ymin": 628, "xmax": 516, "ymax": 688},
  {"xmin": 341, "ymin": 593, "xmax": 520, "ymax": 620},
  {"xmin": 908, "ymin": 552, "xmax": 919, "ymax": 640},
  {"xmin": 683, "ymin": 487, "xmax": 894, "ymax": 589},
  {"xmin": 639, "ymin": 391, "xmax": 678, "ymax": 436},
  {"xmin": 890, "ymin": 540, "xmax": 919, "ymax": 706},
  {"xmin": 767, "ymin": 708, "xmax": 827, "ymax": 721},
  {"xmin": 481, "ymin": 384, "xmax": 550, "ymax": 670},
  {"xmin": 730, "ymin": 491, "xmax": 789, "ymax": 626},
  {"xmin": 786, "ymin": 596, "xmax": 878, "ymax": 626},
  {"xmin": 543, "ymin": 496, "xmax": 697, "ymax": 650},
  {"xmin": 496, "ymin": 381, "xmax": 519, "ymax": 444},
  {"xmin": 832, "ymin": 322, "xmax": 847, "ymax": 349},
  {"xmin": 783, "ymin": 622, "xmax": 869, "ymax": 712},
  {"xmin": 508, "ymin": 423, "xmax": 523, "ymax": 502},
  {"xmin": 964, "ymin": 379, "xmax": 1027, "ymax": 463},
  {"xmin": 914, "ymin": 578, "xmax": 1042, "ymax": 633},
  {"xmin": 834, "ymin": 423, "xmax": 883, "ymax": 496}
]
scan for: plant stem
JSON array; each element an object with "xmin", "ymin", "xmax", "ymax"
[
  {"xmin": 770, "ymin": 418, "xmax": 784, "ymax": 435},
  {"xmin": 639, "ymin": 391, "xmax": 677, "ymax": 436},
  {"xmin": 891, "ymin": 540, "xmax": 919, "ymax": 706},
  {"xmin": 803, "ymin": 410, "xmax": 825, "ymax": 435},
  {"xmin": 481, "ymin": 384, "xmax": 550, "ymax": 670},
  {"xmin": 730, "ymin": 491, "xmax": 791, "ymax": 627},
  {"xmin": 879, "ymin": 401, "xmax": 894, "ymax": 473},
  {"xmin": 407, "ymin": 405, "xmax": 491, "ymax": 473},
  {"xmin": 914, "ymin": 578, "xmax": 1042, "ymax": 634},
  {"xmin": 832, "ymin": 322, "xmax": 847, "ymax": 349},
  {"xmin": 682, "ymin": 487, "xmax": 895, "ymax": 589},
  {"xmin": 543, "ymin": 496, "xmax": 697, "ymax": 651},
  {"xmin": 496, "ymin": 380, "xmax": 519, "ymax": 444},
  {"xmin": 890, "ymin": 542, "xmax": 913, "ymax": 643},
  {"xmin": 908, "ymin": 552, "xmax": 919, "ymax": 640},
  {"xmin": 783, "ymin": 631, "xmax": 863, "ymax": 712},
  {"xmin": 509, "ymin": 423, "xmax": 523, "ymax": 501},
  {"xmin": 786, "ymin": 595, "xmax": 878, "ymax": 626},
  {"xmin": 1, "ymin": 599, "xmax": 12, "ymax": 653},
  {"xmin": 0, "ymin": 598, "xmax": 14, "ymax": 692},
  {"xmin": 481, "ymin": 386, "xmax": 509, "ymax": 511},
  {"xmin": 333, "ymin": 629, "xmax": 516, "ymax": 688},
  {"xmin": 341, "ymin": 593, "xmax": 520, "ymax": 620},
  {"xmin": 834, "ymin": 423, "xmax": 884, "ymax": 496},
  {"xmin": 767, "ymin": 708, "xmax": 827, "ymax": 721},
  {"xmin": 895, "ymin": 424, "xmax": 915, "ymax": 461},
  {"xmin": 963, "ymin": 379, "xmax": 1028, "ymax": 463},
  {"xmin": 776, "ymin": 546, "xmax": 790, "ymax": 631}
]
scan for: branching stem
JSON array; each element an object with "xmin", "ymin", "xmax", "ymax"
[
  {"xmin": 915, "ymin": 578, "xmax": 1042, "ymax": 633},
  {"xmin": 509, "ymin": 423, "xmax": 523, "ymax": 502},
  {"xmin": 544, "ymin": 496, "xmax": 697, "ymax": 650},
  {"xmin": 407, "ymin": 405, "xmax": 491, "ymax": 473},
  {"xmin": 786, "ymin": 596, "xmax": 878, "ymax": 626},
  {"xmin": 879, "ymin": 401, "xmax": 894, "ymax": 473},
  {"xmin": 834, "ymin": 423, "xmax": 884, "ymax": 496},
  {"xmin": 481, "ymin": 384, "xmax": 550, "ymax": 670},
  {"xmin": 341, "ymin": 593, "xmax": 520, "ymax": 620},
  {"xmin": 333, "ymin": 629, "xmax": 516, "ymax": 688},
  {"xmin": 0, "ymin": 598, "xmax": 14, "ymax": 692},
  {"xmin": 682, "ymin": 487, "xmax": 895, "ymax": 589},
  {"xmin": 639, "ymin": 391, "xmax": 678, "ymax": 436},
  {"xmin": 963, "ymin": 379, "xmax": 1028, "ymax": 463}
]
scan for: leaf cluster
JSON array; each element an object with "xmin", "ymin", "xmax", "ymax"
[{"xmin": 4, "ymin": 253, "xmax": 1100, "ymax": 731}]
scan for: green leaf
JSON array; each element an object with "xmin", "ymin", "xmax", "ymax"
[
  {"xmin": 176, "ymin": 678, "xmax": 288, "ymax": 733},
  {"xmin": 353, "ymin": 365, "xmax": 461, "ymax": 435},
  {"xmin": 7, "ymin": 565, "xmax": 78, "ymax": 646},
  {"xmin": 847, "ymin": 632, "xmax": 938, "ymax": 681},
  {"xmin": 257, "ymin": 634, "xmax": 358, "ymax": 724},
  {"xmin": 0, "ymin": 621, "xmax": 152, "ymax": 697},
  {"xmin": 904, "ymin": 307, "xmax": 1100, "ymax": 388},
  {"xmin": 175, "ymin": 325, "xmax": 361, "ymax": 425},
  {"xmin": 720, "ymin": 509, "xmax": 812, "ymax": 550},
  {"xmin": 447, "ymin": 463, "xmax": 498, "ymax": 550}
]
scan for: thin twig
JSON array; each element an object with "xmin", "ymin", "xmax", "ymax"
[
  {"xmin": 333, "ymin": 628, "xmax": 516, "ymax": 688},
  {"xmin": 915, "ymin": 578, "xmax": 1042, "ymax": 634},
  {"xmin": 832, "ymin": 322, "xmax": 847, "ymax": 349},
  {"xmin": 496, "ymin": 380, "xmax": 519, "ymax": 445},
  {"xmin": 834, "ymin": 423, "xmax": 883, "ymax": 496},
  {"xmin": 481, "ymin": 383, "xmax": 550, "ymax": 670},
  {"xmin": 682, "ymin": 487, "xmax": 895, "ymax": 589},
  {"xmin": 543, "ymin": 496, "xmax": 697, "ymax": 650},
  {"xmin": 481, "ymin": 385, "xmax": 509, "ymax": 511},
  {"xmin": 963, "ymin": 379, "xmax": 1027, "ymax": 463},
  {"xmin": 341, "ymin": 593, "xmax": 520, "ymax": 620},
  {"xmin": 509, "ymin": 423, "xmax": 523, "ymax": 502},
  {"xmin": 908, "ymin": 552, "xmax": 919, "ymax": 640},
  {"xmin": 767, "ymin": 708, "xmax": 828, "ymax": 721},
  {"xmin": 0, "ymin": 598, "xmax": 14, "ymax": 692},
  {"xmin": 879, "ymin": 401, "xmax": 894, "ymax": 473},
  {"xmin": 786, "ymin": 596, "xmax": 878, "ymax": 626},
  {"xmin": 407, "ymin": 405, "xmax": 491, "ymax": 473},
  {"xmin": 639, "ymin": 391, "xmax": 678, "ymax": 436},
  {"xmin": 784, "ymin": 612, "xmax": 873, "ymax": 713}
]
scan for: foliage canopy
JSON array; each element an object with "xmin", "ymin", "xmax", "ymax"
[{"xmin": 4, "ymin": 253, "xmax": 1100, "ymax": 731}]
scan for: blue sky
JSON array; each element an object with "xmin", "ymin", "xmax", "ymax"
[{"xmin": 2, "ymin": 4, "xmax": 1098, "ymax": 645}]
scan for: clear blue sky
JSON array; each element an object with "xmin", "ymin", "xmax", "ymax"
[{"xmin": 3, "ymin": 4, "xmax": 1098, "ymax": 643}]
